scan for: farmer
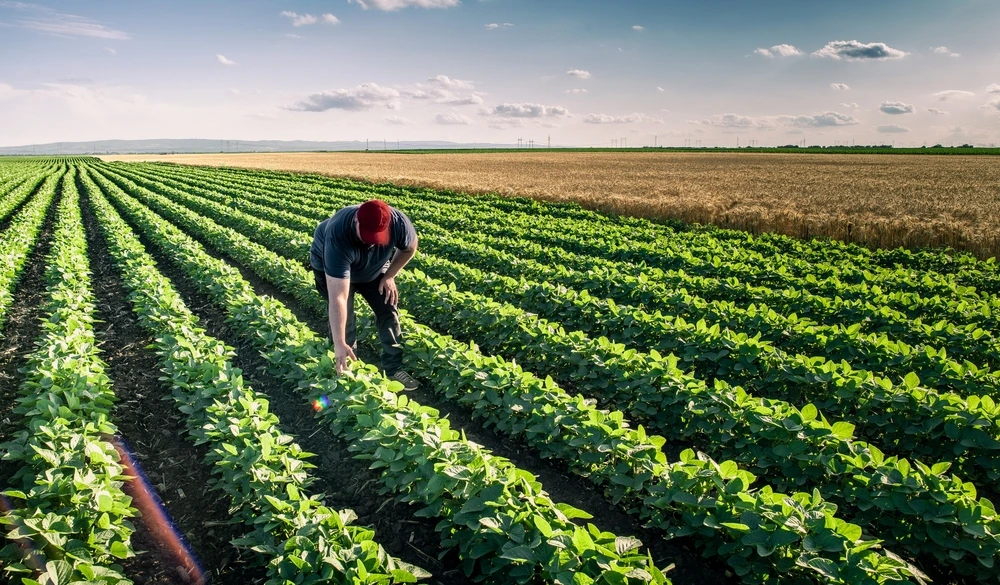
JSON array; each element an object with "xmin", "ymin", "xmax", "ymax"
[{"xmin": 310, "ymin": 199, "xmax": 420, "ymax": 390}]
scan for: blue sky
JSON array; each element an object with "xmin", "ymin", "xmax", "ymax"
[{"xmin": 1, "ymin": 0, "xmax": 999, "ymax": 147}]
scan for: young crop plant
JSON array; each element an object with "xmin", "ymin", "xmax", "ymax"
[
  {"xmin": 1, "ymin": 169, "xmax": 134, "ymax": 585},
  {"xmin": 79, "ymin": 167, "xmax": 429, "ymax": 585}
]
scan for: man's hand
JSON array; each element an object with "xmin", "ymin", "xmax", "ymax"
[
  {"xmin": 334, "ymin": 343, "xmax": 357, "ymax": 374},
  {"xmin": 378, "ymin": 275, "xmax": 399, "ymax": 306}
]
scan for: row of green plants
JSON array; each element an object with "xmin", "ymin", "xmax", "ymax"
[
  {"xmin": 101, "ymin": 164, "xmax": 1000, "ymax": 492},
  {"xmin": 0, "ymin": 168, "xmax": 54, "ymax": 227},
  {"xmin": 127, "ymin": 163, "xmax": 1000, "ymax": 375},
  {"xmin": 121, "ymin": 163, "xmax": 1000, "ymax": 398},
  {"xmin": 78, "ymin": 167, "xmax": 429, "ymax": 585},
  {"xmin": 87, "ymin": 164, "xmax": 674, "ymax": 585},
  {"xmin": 86, "ymin": 163, "xmax": 935, "ymax": 585},
  {"xmin": 1, "ymin": 169, "xmax": 135, "ymax": 585},
  {"xmin": 136, "ymin": 162, "xmax": 1000, "ymax": 330},
  {"xmin": 197, "ymin": 162, "xmax": 999, "ymax": 287},
  {"xmin": 0, "ymin": 169, "xmax": 64, "ymax": 353}
]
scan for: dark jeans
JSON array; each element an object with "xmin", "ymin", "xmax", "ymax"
[{"xmin": 314, "ymin": 269, "xmax": 404, "ymax": 375}]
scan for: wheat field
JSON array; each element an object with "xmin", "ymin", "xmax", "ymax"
[{"xmin": 102, "ymin": 151, "xmax": 1000, "ymax": 260}]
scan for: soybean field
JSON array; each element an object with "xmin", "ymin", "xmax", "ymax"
[{"xmin": 1, "ymin": 157, "xmax": 999, "ymax": 585}]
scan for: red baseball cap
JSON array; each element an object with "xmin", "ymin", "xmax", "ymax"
[{"xmin": 357, "ymin": 200, "xmax": 391, "ymax": 246}]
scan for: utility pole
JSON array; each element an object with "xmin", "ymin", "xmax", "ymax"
[
  {"xmin": 366, "ymin": 139, "xmax": 369, "ymax": 150},
  {"xmin": 548, "ymin": 135, "xmax": 550, "ymax": 148}
]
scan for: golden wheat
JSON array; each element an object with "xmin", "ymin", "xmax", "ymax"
[{"xmin": 101, "ymin": 152, "xmax": 1000, "ymax": 260}]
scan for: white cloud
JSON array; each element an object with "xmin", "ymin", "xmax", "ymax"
[
  {"xmin": 288, "ymin": 83, "xmax": 401, "ymax": 112},
  {"xmin": 879, "ymin": 101, "xmax": 915, "ymax": 115},
  {"xmin": 813, "ymin": 40, "xmax": 907, "ymax": 60},
  {"xmin": 698, "ymin": 111, "xmax": 860, "ymax": 129},
  {"xmin": 484, "ymin": 103, "xmax": 570, "ymax": 118},
  {"xmin": 229, "ymin": 88, "xmax": 241, "ymax": 96},
  {"xmin": 1, "ymin": 4, "xmax": 132, "ymax": 40},
  {"xmin": 754, "ymin": 44, "xmax": 803, "ymax": 58},
  {"xmin": 984, "ymin": 99, "xmax": 1000, "ymax": 112},
  {"xmin": 428, "ymin": 75, "xmax": 473, "ymax": 89},
  {"xmin": 838, "ymin": 102, "xmax": 860, "ymax": 109},
  {"xmin": 567, "ymin": 69, "xmax": 591, "ymax": 79},
  {"xmin": 830, "ymin": 83, "xmax": 850, "ymax": 91},
  {"xmin": 932, "ymin": 46, "xmax": 960, "ymax": 57},
  {"xmin": 104, "ymin": 47, "xmax": 116, "ymax": 55},
  {"xmin": 632, "ymin": 25, "xmax": 644, "ymax": 31},
  {"xmin": 656, "ymin": 86, "xmax": 665, "ymax": 92},
  {"xmin": 877, "ymin": 124, "xmax": 910, "ymax": 133},
  {"xmin": 280, "ymin": 11, "xmax": 340, "ymax": 26},
  {"xmin": 348, "ymin": 0, "xmax": 459, "ymax": 10},
  {"xmin": 285, "ymin": 33, "xmax": 304, "ymax": 39},
  {"xmin": 927, "ymin": 108, "xmax": 948, "ymax": 115},
  {"xmin": 987, "ymin": 84, "xmax": 1000, "ymax": 94},
  {"xmin": 771, "ymin": 44, "xmax": 803, "ymax": 57},
  {"xmin": 434, "ymin": 112, "xmax": 472, "ymax": 125},
  {"xmin": 401, "ymin": 84, "xmax": 482, "ymax": 105},
  {"xmin": 583, "ymin": 113, "xmax": 662, "ymax": 124},
  {"xmin": 485, "ymin": 22, "xmax": 513, "ymax": 29},
  {"xmin": 217, "ymin": 54, "xmax": 237, "ymax": 66},
  {"xmin": 384, "ymin": 115, "xmax": 412, "ymax": 125},
  {"xmin": 565, "ymin": 89, "xmax": 588, "ymax": 94},
  {"xmin": 932, "ymin": 90, "xmax": 975, "ymax": 101}
]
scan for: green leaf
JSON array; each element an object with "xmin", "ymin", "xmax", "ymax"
[
  {"xmin": 803, "ymin": 557, "xmax": 839, "ymax": 580},
  {"xmin": 830, "ymin": 421, "xmax": 855, "ymax": 440},
  {"xmin": 110, "ymin": 540, "xmax": 130, "ymax": 559},
  {"xmin": 45, "ymin": 560, "xmax": 73, "ymax": 585},
  {"xmin": 96, "ymin": 493, "xmax": 113, "ymax": 512},
  {"xmin": 500, "ymin": 545, "xmax": 537, "ymax": 563},
  {"xmin": 615, "ymin": 536, "xmax": 642, "ymax": 555},
  {"xmin": 534, "ymin": 514, "xmax": 554, "ymax": 538}
]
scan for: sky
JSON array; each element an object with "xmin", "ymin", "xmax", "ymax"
[{"xmin": 1, "ymin": 0, "xmax": 999, "ymax": 148}]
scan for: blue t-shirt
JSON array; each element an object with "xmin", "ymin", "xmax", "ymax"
[{"xmin": 309, "ymin": 205, "xmax": 417, "ymax": 283}]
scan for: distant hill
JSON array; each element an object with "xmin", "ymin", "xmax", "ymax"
[{"xmin": 0, "ymin": 138, "xmax": 516, "ymax": 155}]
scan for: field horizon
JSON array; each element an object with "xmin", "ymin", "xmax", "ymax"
[{"xmin": 104, "ymin": 150, "xmax": 1000, "ymax": 261}]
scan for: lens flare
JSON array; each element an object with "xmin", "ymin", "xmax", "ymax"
[
  {"xmin": 111, "ymin": 435, "xmax": 207, "ymax": 585},
  {"xmin": 312, "ymin": 395, "xmax": 330, "ymax": 412}
]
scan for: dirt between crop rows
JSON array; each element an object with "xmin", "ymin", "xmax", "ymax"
[
  {"xmin": 80, "ymin": 186, "xmax": 268, "ymax": 585},
  {"xmin": 116, "ymin": 197, "xmax": 734, "ymax": 583}
]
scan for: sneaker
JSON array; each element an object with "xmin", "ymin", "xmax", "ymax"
[{"xmin": 389, "ymin": 370, "xmax": 420, "ymax": 391}]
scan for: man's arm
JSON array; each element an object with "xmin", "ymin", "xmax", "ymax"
[
  {"xmin": 326, "ymin": 274, "xmax": 357, "ymax": 373},
  {"xmin": 379, "ymin": 236, "xmax": 418, "ymax": 306}
]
